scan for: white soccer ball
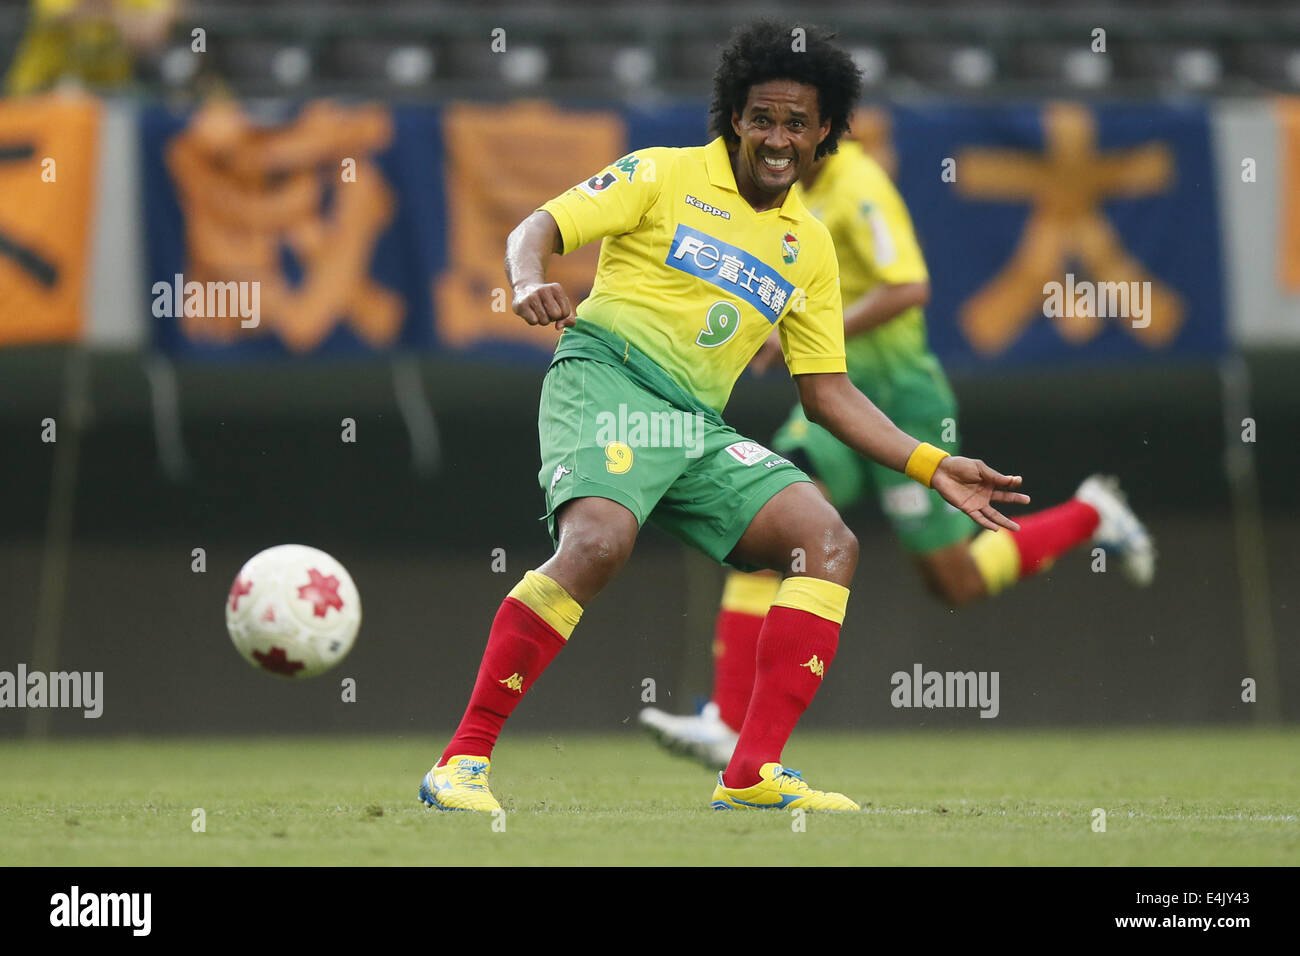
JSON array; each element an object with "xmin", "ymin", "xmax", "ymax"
[{"xmin": 225, "ymin": 544, "xmax": 361, "ymax": 679}]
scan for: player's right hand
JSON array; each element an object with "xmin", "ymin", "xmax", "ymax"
[{"xmin": 513, "ymin": 281, "xmax": 576, "ymax": 329}]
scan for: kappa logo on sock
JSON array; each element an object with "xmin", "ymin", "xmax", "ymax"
[
  {"xmin": 498, "ymin": 673, "xmax": 525, "ymax": 693},
  {"xmin": 800, "ymin": 655, "xmax": 826, "ymax": 679}
]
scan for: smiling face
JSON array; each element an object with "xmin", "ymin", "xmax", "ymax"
[{"xmin": 730, "ymin": 79, "xmax": 830, "ymax": 211}]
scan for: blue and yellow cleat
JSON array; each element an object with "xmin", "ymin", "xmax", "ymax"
[
  {"xmin": 711, "ymin": 762, "xmax": 860, "ymax": 811},
  {"xmin": 418, "ymin": 755, "xmax": 501, "ymax": 812}
]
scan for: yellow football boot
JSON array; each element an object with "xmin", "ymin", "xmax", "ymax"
[
  {"xmin": 711, "ymin": 762, "xmax": 859, "ymax": 811},
  {"xmin": 418, "ymin": 755, "xmax": 501, "ymax": 812}
]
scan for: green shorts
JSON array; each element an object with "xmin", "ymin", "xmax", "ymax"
[
  {"xmin": 537, "ymin": 357, "xmax": 810, "ymax": 570},
  {"xmin": 772, "ymin": 354, "xmax": 972, "ymax": 555}
]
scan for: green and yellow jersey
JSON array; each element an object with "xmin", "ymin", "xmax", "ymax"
[
  {"xmin": 771, "ymin": 140, "xmax": 968, "ymax": 552},
  {"xmin": 794, "ymin": 140, "xmax": 932, "ymax": 383},
  {"xmin": 540, "ymin": 136, "xmax": 845, "ymax": 414}
]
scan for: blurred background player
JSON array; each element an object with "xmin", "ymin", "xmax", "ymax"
[
  {"xmin": 5, "ymin": 0, "xmax": 176, "ymax": 95},
  {"xmin": 640, "ymin": 134, "xmax": 1156, "ymax": 767}
]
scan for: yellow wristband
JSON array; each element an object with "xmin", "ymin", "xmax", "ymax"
[{"xmin": 904, "ymin": 442, "xmax": 950, "ymax": 487}]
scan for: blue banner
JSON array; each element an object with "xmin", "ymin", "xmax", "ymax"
[
  {"xmin": 140, "ymin": 99, "xmax": 1226, "ymax": 369},
  {"xmin": 892, "ymin": 101, "xmax": 1226, "ymax": 370}
]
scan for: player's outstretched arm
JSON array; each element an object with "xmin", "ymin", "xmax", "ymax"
[
  {"xmin": 505, "ymin": 210, "xmax": 576, "ymax": 329},
  {"xmin": 795, "ymin": 371, "xmax": 1029, "ymax": 531}
]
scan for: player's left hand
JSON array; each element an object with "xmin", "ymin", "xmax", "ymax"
[{"xmin": 930, "ymin": 456, "xmax": 1029, "ymax": 532}]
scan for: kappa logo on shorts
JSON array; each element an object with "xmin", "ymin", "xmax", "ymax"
[
  {"xmin": 550, "ymin": 464, "xmax": 571, "ymax": 493},
  {"xmin": 724, "ymin": 441, "xmax": 774, "ymax": 466}
]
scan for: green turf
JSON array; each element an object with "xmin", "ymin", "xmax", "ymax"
[{"xmin": 0, "ymin": 729, "xmax": 1296, "ymax": 865}]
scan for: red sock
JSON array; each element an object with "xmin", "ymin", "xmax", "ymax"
[
  {"xmin": 711, "ymin": 610, "xmax": 763, "ymax": 732},
  {"xmin": 1010, "ymin": 499, "xmax": 1100, "ymax": 575},
  {"xmin": 441, "ymin": 597, "xmax": 567, "ymax": 763},
  {"xmin": 723, "ymin": 605, "xmax": 840, "ymax": 789}
]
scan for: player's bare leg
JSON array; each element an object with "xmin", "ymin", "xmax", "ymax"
[
  {"xmin": 535, "ymin": 496, "xmax": 640, "ymax": 605},
  {"xmin": 914, "ymin": 542, "xmax": 987, "ymax": 606},
  {"xmin": 421, "ymin": 496, "xmax": 637, "ymax": 811}
]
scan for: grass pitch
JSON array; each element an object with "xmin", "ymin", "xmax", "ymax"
[{"xmin": 0, "ymin": 728, "xmax": 1295, "ymax": 866}]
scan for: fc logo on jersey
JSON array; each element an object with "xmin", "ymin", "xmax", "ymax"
[
  {"xmin": 781, "ymin": 232, "xmax": 799, "ymax": 264},
  {"xmin": 579, "ymin": 171, "xmax": 618, "ymax": 197}
]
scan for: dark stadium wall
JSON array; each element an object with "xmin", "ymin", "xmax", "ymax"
[{"xmin": 0, "ymin": 350, "xmax": 1296, "ymax": 736}]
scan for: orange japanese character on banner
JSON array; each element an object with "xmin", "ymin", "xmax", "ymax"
[
  {"xmin": 956, "ymin": 102, "xmax": 1185, "ymax": 355},
  {"xmin": 1277, "ymin": 97, "xmax": 1300, "ymax": 294},
  {"xmin": 165, "ymin": 100, "xmax": 402, "ymax": 351},
  {"xmin": 0, "ymin": 94, "xmax": 100, "ymax": 347},
  {"xmin": 434, "ymin": 101, "xmax": 625, "ymax": 350}
]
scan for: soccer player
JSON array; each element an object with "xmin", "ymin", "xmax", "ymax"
[
  {"xmin": 639, "ymin": 125, "xmax": 1157, "ymax": 767},
  {"xmin": 419, "ymin": 20, "xmax": 1028, "ymax": 813}
]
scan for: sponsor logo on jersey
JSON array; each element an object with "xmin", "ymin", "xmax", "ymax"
[
  {"xmin": 781, "ymin": 232, "xmax": 799, "ymax": 264},
  {"xmin": 665, "ymin": 224, "xmax": 795, "ymax": 322},
  {"xmin": 579, "ymin": 171, "xmax": 618, "ymax": 196},
  {"xmin": 724, "ymin": 440, "xmax": 774, "ymax": 466},
  {"xmin": 685, "ymin": 194, "xmax": 731, "ymax": 219}
]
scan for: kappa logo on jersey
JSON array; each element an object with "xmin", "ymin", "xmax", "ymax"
[
  {"xmin": 724, "ymin": 440, "xmax": 774, "ymax": 466},
  {"xmin": 666, "ymin": 224, "xmax": 795, "ymax": 322},
  {"xmin": 685, "ymin": 194, "xmax": 732, "ymax": 220},
  {"xmin": 579, "ymin": 171, "xmax": 619, "ymax": 197},
  {"xmin": 800, "ymin": 655, "xmax": 826, "ymax": 678},
  {"xmin": 782, "ymin": 232, "xmax": 799, "ymax": 264}
]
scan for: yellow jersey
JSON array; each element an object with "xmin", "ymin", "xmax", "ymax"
[{"xmin": 541, "ymin": 136, "xmax": 845, "ymax": 413}]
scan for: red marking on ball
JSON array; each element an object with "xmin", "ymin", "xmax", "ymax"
[
  {"xmin": 252, "ymin": 646, "xmax": 305, "ymax": 676},
  {"xmin": 297, "ymin": 568, "xmax": 344, "ymax": 618},
  {"xmin": 228, "ymin": 575, "xmax": 252, "ymax": 611}
]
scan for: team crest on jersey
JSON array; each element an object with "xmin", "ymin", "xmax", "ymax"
[
  {"xmin": 781, "ymin": 232, "xmax": 799, "ymax": 264},
  {"xmin": 579, "ymin": 171, "xmax": 618, "ymax": 196}
]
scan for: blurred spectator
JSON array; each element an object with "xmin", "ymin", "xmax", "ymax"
[{"xmin": 5, "ymin": 0, "xmax": 177, "ymax": 95}]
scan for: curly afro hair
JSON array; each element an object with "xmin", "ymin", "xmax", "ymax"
[{"xmin": 709, "ymin": 19, "xmax": 863, "ymax": 161}]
